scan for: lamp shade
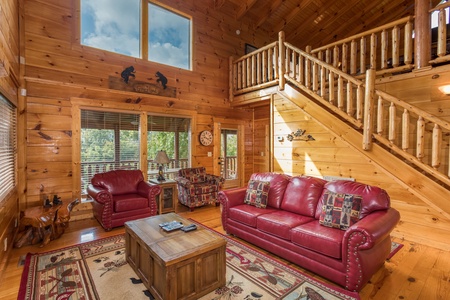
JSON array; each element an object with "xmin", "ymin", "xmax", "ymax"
[{"xmin": 154, "ymin": 150, "xmax": 170, "ymax": 164}]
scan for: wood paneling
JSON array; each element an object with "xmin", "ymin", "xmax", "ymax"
[{"xmin": 273, "ymin": 93, "xmax": 450, "ymax": 251}]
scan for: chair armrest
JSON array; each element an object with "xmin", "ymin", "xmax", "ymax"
[
  {"xmin": 87, "ymin": 184, "xmax": 112, "ymax": 204},
  {"xmin": 137, "ymin": 181, "xmax": 161, "ymax": 202},
  {"xmin": 175, "ymin": 177, "xmax": 191, "ymax": 188},
  {"xmin": 205, "ymin": 174, "xmax": 225, "ymax": 185}
]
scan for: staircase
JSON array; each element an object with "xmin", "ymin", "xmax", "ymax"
[{"xmin": 228, "ymin": 14, "xmax": 450, "ymax": 220}]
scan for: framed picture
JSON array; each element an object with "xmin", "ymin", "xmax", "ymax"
[{"xmin": 245, "ymin": 43, "xmax": 258, "ymax": 54}]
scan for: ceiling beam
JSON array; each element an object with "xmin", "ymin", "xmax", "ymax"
[{"xmin": 236, "ymin": 0, "xmax": 259, "ymax": 20}]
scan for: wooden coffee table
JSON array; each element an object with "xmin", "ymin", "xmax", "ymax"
[{"xmin": 124, "ymin": 213, "xmax": 226, "ymax": 300}]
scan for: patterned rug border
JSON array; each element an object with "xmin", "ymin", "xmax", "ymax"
[{"xmin": 191, "ymin": 220, "xmax": 360, "ymax": 300}]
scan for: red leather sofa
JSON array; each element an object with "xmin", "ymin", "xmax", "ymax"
[
  {"xmin": 87, "ymin": 170, "xmax": 161, "ymax": 231},
  {"xmin": 219, "ymin": 172, "xmax": 400, "ymax": 292}
]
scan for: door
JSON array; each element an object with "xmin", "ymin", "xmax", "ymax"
[{"xmin": 213, "ymin": 122, "xmax": 243, "ymax": 189}]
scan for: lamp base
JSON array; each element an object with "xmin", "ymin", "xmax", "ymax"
[{"xmin": 157, "ymin": 165, "xmax": 165, "ymax": 181}]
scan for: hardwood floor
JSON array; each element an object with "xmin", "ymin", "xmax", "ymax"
[{"xmin": 1, "ymin": 204, "xmax": 449, "ymax": 300}]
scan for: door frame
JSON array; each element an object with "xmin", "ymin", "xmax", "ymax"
[{"xmin": 213, "ymin": 118, "xmax": 245, "ymax": 189}]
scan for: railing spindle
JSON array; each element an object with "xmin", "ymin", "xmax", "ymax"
[
  {"xmin": 346, "ymin": 81, "xmax": 353, "ymax": 116},
  {"xmin": 338, "ymin": 76, "xmax": 344, "ymax": 109},
  {"xmin": 438, "ymin": 8, "xmax": 447, "ymax": 57},
  {"xmin": 262, "ymin": 50, "xmax": 267, "ymax": 83},
  {"xmin": 389, "ymin": 102, "xmax": 396, "ymax": 143},
  {"xmin": 313, "ymin": 62, "xmax": 319, "ymax": 92},
  {"xmin": 329, "ymin": 70, "xmax": 335, "ymax": 104},
  {"xmin": 370, "ymin": 33, "xmax": 377, "ymax": 69},
  {"xmin": 360, "ymin": 36, "xmax": 366, "ymax": 74},
  {"xmin": 350, "ymin": 40, "xmax": 357, "ymax": 75},
  {"xmin": 392, "ymin": 25, "xmax": 400, "ymax": 67},
  {"xmin": 416, "ymin": 116, "xmax": 425, "ymax": 161},
  {"xmin": 404, "ymin": 20, "xmax": 413, "ymax": 64},
  {"xmin": 342, "ymin": 43, "xmax": 348, "ymax": 73},
  {"xmin": 432, "ymin": 124, "xmax": 442, "ymax": 169},
  {"xmin": 305, "ymin": 58, "xmax": 311, "ymax": 89},
  {"xmin": 377, "ymin": 96, "xmax": 384, "ymax": 135},
  {"xmin": 320, "ymin": 65, "xmax": 326, "ymax": 97},
  {"xmin": 357, "ymin": 85, "xmax": 363, "ymax": 121},
  {"xmin": 299, "ymin": 55, "xmax": 304, "ymax": 85},
  {"xmin": 381, "ymin": 30, "xmax": 388, "ymax": 69},
  {"xmin": 402, "ymin": 109, "xmax": 410, "ymax": 151},
  {"xmin": 333, "ymin": 46, "xmax": 340, "ymax": 68}
]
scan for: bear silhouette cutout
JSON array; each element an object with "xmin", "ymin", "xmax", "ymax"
[
  {"xmin": 121, "ymin": 66, "xmax": 135, "ymax": 84},
  {"xmin": 156, "ymin": 71, "xmax": 168, "ymax": 89}
]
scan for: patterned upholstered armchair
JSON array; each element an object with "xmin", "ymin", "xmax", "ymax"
[{"xmin": 175, "ymin": 167, "xmax": 225, "ymax": 211}]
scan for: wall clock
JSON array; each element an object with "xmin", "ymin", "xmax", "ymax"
[{"xmin": 199, "ymin": 130, "xmax": 213, "ymax": 146}]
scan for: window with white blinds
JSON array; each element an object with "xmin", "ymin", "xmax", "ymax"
[
  {"xmin": 0, "ymin": 94, "xmax": 17, "ymax": 203},
  {"xmin": 80, "ymin": 110, "xmax": 140, "ymax": 195}
]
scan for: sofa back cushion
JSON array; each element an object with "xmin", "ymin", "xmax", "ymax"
[
  {"xmin": 91, "ymin": 170, "xmax": 143, "ymax": 195},
  {"xmin": 281, "ymin": 176, "xmax": 327, "ymax": 217},
  {"xmin": 315, "ymin": 180, "xmax": 390, "ymax": 220},
  {"xmin": 250, "ymin": 172, "xmax": 291, "ymax": 208}
]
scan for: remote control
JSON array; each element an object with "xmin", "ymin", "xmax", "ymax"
[
  {"xmin": 159, "ymin": 221, "xmax": 182, "ymax": 228},
  {"xmin": 181, "ymin": 224, "xmax": 197, "ymax": 232}
]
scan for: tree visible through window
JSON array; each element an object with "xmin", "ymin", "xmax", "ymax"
[{"xmin": 80, "ymin": 0, "xmax": 191, "ymax": 70}]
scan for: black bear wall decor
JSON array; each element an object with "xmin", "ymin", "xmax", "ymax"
[
  {"xmin": 121, "ymin": 66, "xmax": 135, "ymax": 84},
  {"xmin": 156, "ymin": 71, "xmax": 168, "ymax": 89}
]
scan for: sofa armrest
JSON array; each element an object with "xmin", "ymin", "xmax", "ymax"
[
  {"xmin": 342, "ymin": 208, "xmax": 400, "ymax": 291},
  {"xmin": 344, "ymin": 208, "xmax": 400, "ymax": 250},
  {"xmin": 175, "ymin": 177, "xmax": 192, "ymax": 188},
  {"xmin": 87, "ymin": 184, "xmax": 112, "ymax": 204},
  {"xmin": 218, "ymin": 187, "xmax": 247, "ymax": 207}
]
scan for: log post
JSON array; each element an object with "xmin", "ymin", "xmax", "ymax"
[
  {"xmin": 229, "ymin": 56, "xmax": 234, "ymax": 103},
  {"xmin": 279, "ymin": 31, "xmax": 286, "ymax": 90},
  {"xmin": 414, "ymin": 0, "xmax": 431, "ymax": 69},
  {"xmin": 363, "ymin": 69, "xmax": 376, "ymax": 150}
]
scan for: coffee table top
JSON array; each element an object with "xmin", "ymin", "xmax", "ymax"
[{"xmin": 125, "ymin": 213, "xmax": 226, "ymax": 264}]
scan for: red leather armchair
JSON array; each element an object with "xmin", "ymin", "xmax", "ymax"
[{"xmin": 87, "ymin": 170, "xmax": 161, "ymax": 231}]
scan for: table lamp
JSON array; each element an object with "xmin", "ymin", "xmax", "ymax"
[{"xmin": 154, "ymin": 150, "xmax": 170, "ymax": 181}]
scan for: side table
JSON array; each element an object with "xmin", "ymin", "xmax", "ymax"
[
  {"xmin": 149, "ymin": 179, "xmax": 178, "ymax": 214},
  {"xmin": 14, "ymin": 198, "xmax": 79, "ymax": 248}
]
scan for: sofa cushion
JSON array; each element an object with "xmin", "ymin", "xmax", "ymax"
[
  {"xmin": 114, "ymin": 194, "xmax": 148, "ymax": 212},
  {"xmin": 257, "ymin": 211, "xmax": 315, "ymax": 240},
  {"xmin": 319, "ymin": 191, "xmax": 362, "ymax": 230},
  {"xmin": 281, "ymin": 176, "xmax": 327, "ymax": 217},
  {"xmin": 291, "ymin": 221, "xmax": 345, "ymax": 259},
  {"xmin": 315, "ymin": 180, "xmax": 390, "ymax": 220},
  {"xmin": 244, "ymin": 180, "xmax": 270, "ymax": 208},
  {"xmin": 250, "ymin": 173, "xmax": 291, "ymax": 208},
  {"xmin": 229, "ymin": 204, "xmax": 278, "ymax": 228}
]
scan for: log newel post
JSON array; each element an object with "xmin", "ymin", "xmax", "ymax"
[
  {"xmin": 229, "ymin": 56, "xmax": 234, "ymax": 103},
  {"xmin": 363, "ymin": 69, "xmax": 376, "ymax": 150},
  {"xmin": 278, "ymin": 31, "xmax": 286, "ymax": 90},
  {"xmin": 414, "ymin": 0, "xmax": 431, "ymax": 69}
]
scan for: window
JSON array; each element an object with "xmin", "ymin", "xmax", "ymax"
[
  {"xmin": 147, "ymin": 115, "xmax": 190, "ymax": 180},
  {"xmin": 80, "ymin": 0, "xmax": 191, "ymax": 70},
  {"xmin": 80, "ymin": 110, "xmax": 140, "ymax": 195},
  {"xmin": 0, "ymin": 94, "xmax": 17, "ymax": 202}
]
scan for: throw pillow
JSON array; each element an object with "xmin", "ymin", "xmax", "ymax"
[
  {"xmin": 244, "ymin": 180, "xmax": 270, "ymax": 208},
  {"xmin": 319, "ymin": 190, "xmax": 362, "ymax": 230}
]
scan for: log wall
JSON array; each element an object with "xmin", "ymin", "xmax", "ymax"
[
  {"xmin": 20, "ymin": 0, "xmax": 267, "ymax": 216},
  {"xmin": 0, "ymin": 0, "xmax": 20, "ymax": 275},
  {"xmin": 273, "ymin": 93, "xmax": 450, "ymax": 251}
]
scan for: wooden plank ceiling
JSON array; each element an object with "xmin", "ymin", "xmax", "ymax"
[{"xmin": 213, "ymin": 0, "xmax": 441, "ymax": 49}]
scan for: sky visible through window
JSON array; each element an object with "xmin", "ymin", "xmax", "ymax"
[{"xmin": 81, "ymin": 0, "xmax": 190, "ymax": 69}]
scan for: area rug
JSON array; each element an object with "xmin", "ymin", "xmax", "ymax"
[{"xmin": 18, "ymin": 227, "xmax": 396, "ymax": 300}]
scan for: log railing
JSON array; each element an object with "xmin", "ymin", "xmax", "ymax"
[
  {"xmin": 229, "ymin": 29, "xmax": 450, "ymax": 186},
  {"xmin": 429, "ymin": 1, "xmax": 450, "ymax": 64},
  {"xmin": 230, "ymin": 41, "xmax": 279, "ymax": 97},
  {"xmin": 309, "ymin": 16, "xmax": 415, "ymax": 78}
]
